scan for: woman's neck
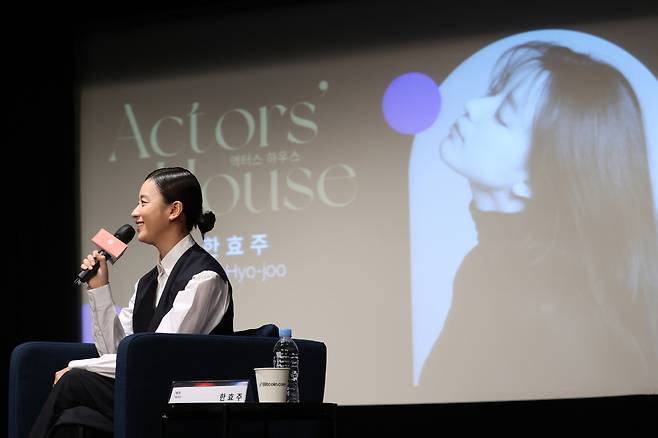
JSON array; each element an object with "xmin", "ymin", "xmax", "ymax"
[
  {"xmin": 470, "ymin": 183, "xmax": 527, "ymax": 213},
  {"xmin": 155, "ymin": 229, "xmax": 189, "ymax": 260}
]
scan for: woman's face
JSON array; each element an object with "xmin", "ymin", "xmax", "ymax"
[
  {"xmin": 131, "ymin": 178, "xmax": 171, "ymax": 244},
  {"xmin": 439, "ymin": 73, "xmax": 547, "ymax": 191}
]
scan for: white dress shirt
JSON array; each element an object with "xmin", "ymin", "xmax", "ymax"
[{"xmin": 68, "ymin": 235, "xmax": 230, "ymax": 378}]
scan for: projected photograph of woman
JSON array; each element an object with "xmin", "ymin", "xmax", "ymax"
[{"xmin": 410, "ymin": 32, "xmax": 658, "ymax": 401}]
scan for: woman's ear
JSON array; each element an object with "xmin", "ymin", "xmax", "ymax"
[
  {"xmin": 168, "ymin": 201, "xmax": 184, "ymax": 221},
  {"xmin": 512, "ymin": 180, "xmax": 533, "ymax": 199}
]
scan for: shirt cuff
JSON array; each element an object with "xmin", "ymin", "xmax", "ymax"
[
  {"xmin": 87, "ymin": 284, "xmax": 114, "ymax": 309},
  {"xmin": 68, "ymin": 354, "xmax": 117, "ymax": 379}
]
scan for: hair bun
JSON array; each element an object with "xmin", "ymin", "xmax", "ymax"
[{"xmin": 198, "ymin": 210, "xmax": 216, "ymax": 235}]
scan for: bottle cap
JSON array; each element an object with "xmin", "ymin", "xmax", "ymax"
[{"xmin": 279, "ymin": 328, "xmax": 292, "ymax": 337}]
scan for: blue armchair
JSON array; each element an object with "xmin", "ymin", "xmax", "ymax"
[{"xmin": 9, "ymin": 331, "xmax": 327, "ymax": 438}]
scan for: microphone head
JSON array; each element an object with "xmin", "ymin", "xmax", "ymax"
[
  {"xmin": 114, "ymin": 224, "xmax": 135, "ymax": 244},
  {"xmin": 90, "ymin": 225, "xmax": 134, "ymax": 260}
]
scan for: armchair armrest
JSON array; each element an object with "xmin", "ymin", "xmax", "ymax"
[{"xmin": 9, "ymin": 342, "xmax": 98, "ymax": 438}]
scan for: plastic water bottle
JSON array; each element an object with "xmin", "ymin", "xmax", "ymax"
[{"xmin": 273, "ymin": 327, "xmax": 300, "ymax": 402}]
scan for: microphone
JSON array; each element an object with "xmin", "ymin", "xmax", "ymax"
[{"xmin": 74, "ymin": 224, "xmax": 135, "ymax": 286}]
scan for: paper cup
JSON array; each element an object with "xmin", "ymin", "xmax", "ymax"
[{"xmin": 254, "ymin": 367, "xmax": 289, "ymax": 402}]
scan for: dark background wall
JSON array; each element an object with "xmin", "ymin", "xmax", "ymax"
[{"xmin": 5, "ymin": 1, "xmax": 657, "ymax": 435}]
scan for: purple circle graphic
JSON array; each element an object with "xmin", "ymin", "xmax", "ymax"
[{"xmin": 383, "ymin": 72, "xmax": 441, "ymax": 135}]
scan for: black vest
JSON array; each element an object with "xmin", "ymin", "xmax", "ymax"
[{"xmin": 132, "ymin": 243, "xmax": 234, "ymax": 334}]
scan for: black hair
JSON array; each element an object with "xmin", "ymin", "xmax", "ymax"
[{"xmin": 145, "ymin": 167, "xmax": 216, "ymax": 237}]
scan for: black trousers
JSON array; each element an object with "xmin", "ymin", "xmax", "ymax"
[{"xmin": 28, "ymin": 368, "xmax": 115, "ymax": 438}]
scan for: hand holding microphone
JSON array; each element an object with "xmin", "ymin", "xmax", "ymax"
[
  {"xmin": 80, "ymin": 250, "xmax": 109, "ymax": 289},
  {"xmin": 75, "ymin": 224, "xmax": 135, "ymax": 287}
]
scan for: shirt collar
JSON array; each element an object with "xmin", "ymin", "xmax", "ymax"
[{"xmin": 157, "ymin": 234, "xmax": 195, "ymax": 276}]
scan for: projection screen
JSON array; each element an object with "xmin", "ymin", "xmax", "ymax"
[{"xmin": 79, "ymin": 14, "xmax": 658, "ymax": 404}]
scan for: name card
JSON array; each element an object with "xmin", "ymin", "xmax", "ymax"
[{"xmin": 168, "ymin": 380, "xmax": 249, "ymax": 404}]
